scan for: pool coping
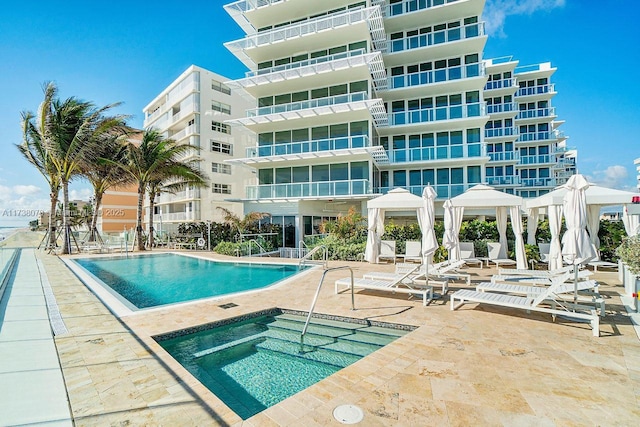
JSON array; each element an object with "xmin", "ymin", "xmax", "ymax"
[{"xmin": 61, "ymin": 252, "xmax": 320, "ymax": 318}]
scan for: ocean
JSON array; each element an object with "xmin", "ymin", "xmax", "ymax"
[{"xmin": 0, "ymin": 227, "xmax": 23, "ymax": 241}]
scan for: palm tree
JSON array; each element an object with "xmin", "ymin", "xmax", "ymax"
[
  {"xmin": 32, "ymin": 82, "xmax": 129, "ymax": 254},
  {"xmin": 116, "ymin": 129, "xmax": 208, "ymax": 251},
  {"xmin": 18, "ymin": 95, "xmax": 61, "ymax": 249},
  {"xmin": 217, "ymin": 207, "xmax": 270, "ymax": 235},
  {"xmin": 80, "ymin": 129, "xmax": 131, "ymax": 242}
]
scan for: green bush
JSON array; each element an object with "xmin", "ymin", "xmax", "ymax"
[
  {"xmin": 213, "ymin": 241, "xmax": 241, "ymax": 256},
  {"xmin": 616, "ymin": 234, "xmax": 640, "ymax": 274}
]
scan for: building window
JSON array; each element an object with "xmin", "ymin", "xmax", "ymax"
[
  {"xmin": 211, "ymin": 140, "xmax": 232, "ymax": 155},
  {"xmin": 211, "ymin": 79, "xmax": 231, "ymax": 95},
  {"xmin": 212, "ymin": 162, "xmax": 231, "ymax": 174},
  {"xmin": 211, "ymin": 100, "xmax": 231, "ymax": 115},
  {"xmin": 212, "ymin": 183, "xmax": 231, "ymax": 194},
  {"xmin": 212, "ymin": 120, "xmax": 231, "ymax": 134}
]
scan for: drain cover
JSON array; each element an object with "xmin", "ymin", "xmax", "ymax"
[{"xmin": 333, "ymin": 404, "xmax": 364, "ymax": 424}]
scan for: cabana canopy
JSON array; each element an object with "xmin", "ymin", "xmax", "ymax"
[
  {"xmin": 526, "ymin": 184, "xmax": 637, "ymax": 208},
  {"xmin": 367, "ymin": 188, "xmax": 423, "ymax": 210}
]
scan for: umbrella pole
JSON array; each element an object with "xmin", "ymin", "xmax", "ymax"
[{"xmin": 573, "ymin": 263, "xmax": 579, "ymax": 306}]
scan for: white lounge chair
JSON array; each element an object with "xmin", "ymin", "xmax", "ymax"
[
  {"xmin": 485, "ymin": 242, "xmax": 517, "ymax": 268},
  {"xmin": 538, "ymin": 243, "xmax": 551, "ymax": 264},
  {"xmin": 450, "ymin": 271, "xmax": 600, "ymax": 337},
  {"xmin": 378, "ymin": 240, "xmax": 397, "ymax": 264},
  {"xmin": 492, "ymin": 267, "xmax": 592, "ymax": 286},
  {"xmin": 363, "ymin": 263, "xmax": 449, "ymax": 295},
  {"xmin": 476, "ymin": 278, "xmax": 605, "ymax": 316},
  {"xmin": 399, "ymin": 241, "xmax": 422, "ymax": 263},
  {"xmin": 428, "ymin": 260, "xmax": 471, "ymax": 286},
  {"xmin": 459, "ymin": 242, "xmax": 484, "ymax": 268},
  {"xmin": 335, "ymin": 265, "xmax": 434, "ymax": 306},
  {"xmin": 586, "ymin": 244, "xmax": 618, "ymax": 272}
]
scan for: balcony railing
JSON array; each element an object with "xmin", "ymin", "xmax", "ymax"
[
  {"xmin": 170, "ymin": 124, "xmax": 197, "ymax": 141},
  {"xmin": 384, "ymin": 0, "xmax": 461, "ymax": 17},
  {"xmin": 247, "ymin": 180, "xmax": 370, "ymax": 199},
  {"xmin": 488, "ymin": 151, "xmax": 518, "ymax": 162},
  {"xmin": 519, "ymin": 154, "xmax": 554, "ymax": 165},
  {"xmin": 486, "ymin": 176, "xmax": 521, "ymax": 186},
  {"xmin": 484, "ymin": 78, "xmax": 517, "ymax": 91},
  {"xmin": 248, "ymin": 135, "xmax": 371, "ymax": 157},
  {"xmin": 387, "ymin": 22, "xmax": 484, "ymax": 53},
  {"xmin": 378, "ymin": 184, "xmax": 470, "ymax": 199},
  {"xmin": 516, "ymin": 84, "xmax": 555, "ymax": 97},
  {"xmin": 485, "ymin": 127, "xmax": 517, "ymax": 138},
  {"xmin": 248, "ymin": 49, "xmax": 366, "ymax": 77},
  {"xmin": 388, "ymin": 63, "xmax": 483, "ymax": 90},
  {"xmin": 389, "ymin": 102, "xmax": 485, "ymax": 126},
  {"xmin": 225, "ymin": 0, "xmax": 284, "ymax": 14},
  {"xmin": 518, "ymin": 130, "xmax": 564, "ymax": 142},
  {"xmin": 517, "ymin": 107, "xmax": 555, "ymax": 120},
  {"xmin": 157, "ymin": 188, "xmax": 201, "ymax": 202},
  {"xmin": 153, "ymin": 211, "xmax": 200, "ymax": 222},
  {"xmin": 521, "ymin": 178, "xmax": 557, "ymax": 188},
  {"xmin": 386, "ymin": 143, "xmax": 484, "ymax": 163},
  {"xmin": 248, "ymin": 92, "xmax": 368, "ymax": 117},
  {"xmin": 487, "ymin": 102, "xmax": 517, "ymax": 115}
]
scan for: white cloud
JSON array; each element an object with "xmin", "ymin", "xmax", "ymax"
[
  {"xmin": 69, "ymin": 188, "xmax": 93, "ymax": 201},
  {"xmin": 0, "ymin": 184, "xmax": 50, "ymax": 225},
  {"xmin": 13, "ymin": 184, "xmax": 42, "ymax": 196},
  {"xmin": 483, "ymin": 0, "xmax": 565, "ymax": 36},
  {"xmin": 588, "ymin": 165, "xmax": 630, "ymax": 189}
]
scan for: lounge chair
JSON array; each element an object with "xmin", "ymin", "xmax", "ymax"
[
  {"xmin": 586, "ymin": 244, "xmax": 618, "ymax": 272},
  {"xmin": 399, "ymin": 241, "xmax": 422, "ymax": 263},
  {"xmin": 492, "ymin": 267, "xmax": 592, "ymax": 286},
  {"xmin": 427, "ymin": 260, "xmax": 471, "ymax": 287},
  {"xmin": 378, "ymin": 240, "xmax": 397, "ymax": 264},
  {"xmin": 476, "ymin": 278, "xmax": 605, "ymax": 316},
  {"xmin": 459, "ymin": 242, "xmax": 484, "ymax": 268},
  {"xmin": 335, "ymin": 265, "xmax": 434, "ymax": 306},
  {"xmin": 485, "ymin": 242, "xmax": 517, "ymax": 268},
  {"xmin": 538, "ymin": 243, "xmax": 551, "ymax": 264},
  {"xmin": 450, "ymin": 271, "xmax": 600, "ymax": 337},
  {"xmin": 363, "ymin": 263, "xmax": 449, "ymax": 295}
]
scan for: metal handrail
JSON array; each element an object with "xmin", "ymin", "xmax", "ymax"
[
  {"xmin": 300, "ymin": 265, "xmax": 355, "ymax": 352},
  {"xmin": 299, "ymin": 245, "xmax": 328, "ymax": 269}
]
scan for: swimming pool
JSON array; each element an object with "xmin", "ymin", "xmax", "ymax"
[
  {"xmin": 68, "ymin": 253, "xmax": 310, "ymax": 312},
  {"xmin": 156, "ymin": 308, "xmax": 414, "ymax": 420}
]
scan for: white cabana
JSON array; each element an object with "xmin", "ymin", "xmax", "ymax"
[
  {"xmin": 526, "ymin": 182, "xmax": 639, "ymax": 258},
  {"xmin": 365, "ymin": 188, "xmax": 424, "ymax": 263},
  {"xmin": 449, "ymin": 184, "xmax": 526, "ymax": 269},
  {"xmin": 420, "ymin": 186, "xmax": 439, "ymax": 264},
  {"xmin": 443, "ymin": 199, "xmax": 463, "ymax": 262}
]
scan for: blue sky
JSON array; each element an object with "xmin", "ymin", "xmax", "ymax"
[{"xmin": 1, "ymin": 0, "xmax": 638, "ymax": 227}]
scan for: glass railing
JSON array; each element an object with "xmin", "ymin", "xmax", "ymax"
[
  {"xmin": 485, "ymin": 127, "xmax": 516, "ymax": 138},
  {"xmin": 248, "ymin": 49, "xmax": 366, "ymax": 77},
  {"xmin": 518, "ymin": 130, "xmax": 564, "ymax": 142},
  {"xmin": 386, "ymin": 143, "xmax": 484, "ymax": 162},
  {"xmin": 386, "ymin": 0, "xmax": 461, "ymax": 17},
  {"xmin": 389, "ymin": 102, "xmax": 485, "ymax": 126},
  {"xmin": 516, "ymin": 107, "xmax": 555, "ymax": 120},
  {"xmin": 488, "ymin": 151, "xmax": 518, "ymax": 162},
  {"xmin": 153, "ymin": 211, "xmax": 200, "ymax": 222},
  {"xmin": 519, "ymin": 154, "xmax": 553, "ymax": 165},
  {"xmin": 247, "ymin": 179, "xmax": 370, "ymax": 199},
  {"xmin": 487, "ymin": 176, "xmax": 521, "ymax": 186},
  {"xmin": 516, "ymin": 84, "xmax": 555, "ymax": 97},
  {"xmin": 249, "ymin": 92, "xmax": 368, "ymax": 117},
  {"xmin": 521, "ymin": 178, "xmax": 556, "ymax": 188},
  {"xmin": 484, "ymin": 78, "xmax": 517, "ymax": 91},
  {"xmin": 387, "ymin": 22, "xmax": 484, "ymax": 53},
  {"xmin": 248, "ymin": 135, "xmax": 370, "ymax": 157},
  {"xmin": 378, "ymin": 184, "xmax": 470, "ymax": 199},
  {"xmin": 388, "ymin": 63, "xmax": 483, "ymax": 90},
  {"xmin": 487, "ymin": 102, "xmax": 517, "ymax": 114},
  {"xmin": 225, "ymin": 0, "xmax": 284, "ymax": 14}
]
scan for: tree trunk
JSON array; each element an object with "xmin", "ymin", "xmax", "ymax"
[
  {"xmin": 137, "ymin": 185, "xmax": 145, "ymax": 251},
  {"xmin": 48, "ymin": 190, "xmax": 58, "ymax": 249},
  {"xmin": 62, "ymin": 181, "xmax": 71, "ymax": 254},
  {"xmin": 89, "ymin": 192, "xmax": 103, "ymax": 242},
  {"xmin": 148, "ymin": 192, "xmax": 156, "ymax": 250}
]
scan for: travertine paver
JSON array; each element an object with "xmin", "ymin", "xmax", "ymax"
[{"xmin": 3, "ymin": 231, "xmax": 640, "ymax": 425}]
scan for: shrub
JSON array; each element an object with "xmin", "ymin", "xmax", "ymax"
[
  {"xmin": 616, "ymin": 234, "xmax": 640, "ymax": 275},
  {"xmin": 214, "ymin": 241, "xmax": 241, "ymax": 256}
]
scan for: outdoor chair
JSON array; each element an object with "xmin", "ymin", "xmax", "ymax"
[
  {"xmin": 459, "ymin": 242, "xmax": 484, "ymax": 268},
  {"xmin": 378, "ymin": 240, "xmax": 397, "ymax": 263},
  {"xmin": 399, "ymin": 241, "xmax": 422, "ymax": 263},
  {"xmin": 485, "ymin": 242, "xmax": 516, "ymax": 268}
]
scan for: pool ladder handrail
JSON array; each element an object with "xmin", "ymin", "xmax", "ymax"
[
  {"xmin": 300, "ymin": 265, "xmax": 355, "ymax": 352},
  {"xmin": 236, "ymin": 239, "xmax": 267, "ymax": 257},
  {"xmin": 299, "ymin": 245, "xmax": 328, "ymax": 269}
]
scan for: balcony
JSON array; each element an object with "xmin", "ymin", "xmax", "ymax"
[
  {"xmin": 156, "ymin": 188, "xmax": 201, "ymax": 204},
  {"xmin": 144, "ymin": 79, "xmax": 200, "ymax": 126},
  {"xmin": 484, "ymin": 78, "xmax": 517, "ymax": 91},
  {"xmin": 377, "ymin": 184, "xmax": 471, "ymax": 199},
  {"xmin": 486, "ymin": 102, "xmax": 517, "ymax": 119},
  {"xmin": 388, "ymin": 22, "xmax": 484, "ymax": 53},
  {"xmin": 518, "ymin": 154, "xmax": 555, "ymax": 165},
  {"xmin": 385, "ymin": 63, "xmax": 484, "ymax": 95},
  {"xmin": 488, "ymin": 151, "xmax": 518, "ymax": 162},
  {"xmin": 386, "ymin": 143, "xmax": 485, "ymax": 163},
  {"xmin": 169, "ymin": 124, "xmax": 198, "ymax": 142},
  {"xmin": 516, "ymin": 84, "xmax": 555, "ymax": 98},
  {"xmin": 153, "ymin": 211, "xmax": 200, "ymax": 222},
  {"xmin": 521, "ymin": 178, "xmax": 557, "ymax": 188},
  {"xmin": 256, "ymin": 135, "xmax": 374, "ymax": 157},
  {"xmin": 516, "ymin": 107, "xmax": 556, "ymax": 121},
  {"xmin": 230, "ymin": 50, "xmax": 388, "ymax": 94},
  {"xmin": 379, "ymin": 0, "xmax": 484, "ymax": 32},
  {"xmin": 486, "ymin": 176, "xmax": 521, "ymax": 186},
  {"xmin": 388, "ymin": 102, "xmax": 485, "ymax": 127},
  {"xmin": 518, "ymin": 130, "xmax": 565, "ymax": 143},
  {"xmin": 171, "ymin": 101, "xmax": 199, "ymax": 124},
  {"xmin": 225, "ymin": 7, "xmax": 386, "ymax": 68},
  {"xmin": 485, "ymin": 127, "xmax": 517, "ymax": 139},
  {"xmin": 246, "ymin": 179, "xmax": 370, "ymax": 200}
]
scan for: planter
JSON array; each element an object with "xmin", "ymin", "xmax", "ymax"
[{"xmin": 622, "ymin": 263, "xmax": 639, "ymax": 298}]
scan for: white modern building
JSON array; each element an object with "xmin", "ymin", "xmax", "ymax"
[
  {"xmin": 222, "ymin": 0, "xmax": 576, "ymax": 247},
  {"xmin": 142, "ymin": 65, "xmax": 255, "ymax": 232}
]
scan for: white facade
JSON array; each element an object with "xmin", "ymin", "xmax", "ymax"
[
  {"xmin": 142, "ymin": 65, "xmax": 255, "ymax": 231},
  {"xmin": 223, "ymin": 0, "xmax": 575, "ymax": 246}
]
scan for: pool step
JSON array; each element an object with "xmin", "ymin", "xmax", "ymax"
[
  {"xmin": 262, "ymin": 329, "xmax": 382, "ymax": 358},
  {"xmin": 277, "ymin": 314, "xmax": 409, "ymax": 338},
  {"xmin": 254, "ymin": 337, "xmax": 361, "ymax": 369}
]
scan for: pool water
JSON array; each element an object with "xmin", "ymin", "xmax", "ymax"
[
  {"xmin": 157, "ymin": 309, "xmax": 413, "ymax": 420},
  {"xmin": 73, "ymin": 254, "xmax": 307, "ymax": 309}
]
